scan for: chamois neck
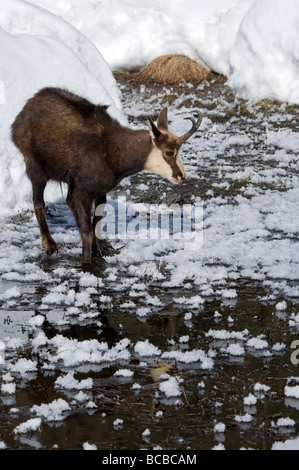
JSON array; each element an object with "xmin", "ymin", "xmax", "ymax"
[{"xmin": 113, "ymin": 128, "xmax": 152, "ymax": 183}]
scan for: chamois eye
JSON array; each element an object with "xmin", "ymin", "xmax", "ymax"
[{"xmin": 165, "ymin": 150, "xmax": 175, "ymax": 158}]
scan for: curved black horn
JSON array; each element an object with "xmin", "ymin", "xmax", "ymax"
[{"xmin": 176, "ymin": 112, "xmax": 202, "ymax": 145}]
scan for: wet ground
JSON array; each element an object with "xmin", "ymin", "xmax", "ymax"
[{"xmin": 0, "ymin": 74, "xmax": 299, "ymax": 450}]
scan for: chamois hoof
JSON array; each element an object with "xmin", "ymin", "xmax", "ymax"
[
  {"xmin": 42, "ymin": 238, "xmax": 58, "ymax": 255},
  {"xmin": 93, "ymin": 239, "xmax": 115, "ymax": 258}
]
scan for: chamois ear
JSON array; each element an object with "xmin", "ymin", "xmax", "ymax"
[
  {"xmin": 147, "ymin": 117, "xmax": 162, "ymax": 140},
  {"xmin": 157, "ymin": 107, "xmax": 168, "ymax": 130}
]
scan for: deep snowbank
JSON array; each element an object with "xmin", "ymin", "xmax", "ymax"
[
  {"xmin": 31, "ymin": 0, "xmax": 299, "ymax": 104},
  {"xmin": 228, "ymin": 0, "xmax": 299, "ymax": 103},
  {"xmin": 0, "ymin": 0, "xmax": 125, "ymax": 214},
  {"xmin": 31, "ymin": 0, "xmax": 255, "ymax": 75}
]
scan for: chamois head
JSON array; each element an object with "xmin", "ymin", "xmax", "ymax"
[{"xmin": 145, "ymin": 107, "xmax": 202, "ymax": 183}]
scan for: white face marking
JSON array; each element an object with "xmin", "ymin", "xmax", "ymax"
[
  {"xmin": 144, "ymin": 147, "xmax": 175, "ymax": 182},
  {"xmin": 176, "ymin": 151, "xmax": 186, "ymax": 179}
]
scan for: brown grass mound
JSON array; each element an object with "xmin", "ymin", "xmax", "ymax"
[{"xmin": 133, "ymin": 54, "xmax": 209, "ymax": 85}]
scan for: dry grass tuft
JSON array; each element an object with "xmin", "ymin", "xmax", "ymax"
[{"xmin": 133, "ymin": 54, "xmax": 209, "ymax": 85}]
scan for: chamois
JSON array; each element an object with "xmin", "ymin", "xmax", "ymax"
[{"xmin": 11, "ymin": 87, "xmax": 202, "ymax": 264}]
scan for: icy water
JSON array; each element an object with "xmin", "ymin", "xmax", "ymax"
[{"xmin": 0, "ymin": 75, "xmax": 299, "ymax": 450}]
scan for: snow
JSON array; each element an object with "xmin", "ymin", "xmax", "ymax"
[
  {"xmin": 31, "ymin": 0, "xmax": 299, "ymax": 106},
  {"xmin": 79, "ymin": 273, "xmax": 103, "ymax": 289},
  {"xmin": 214, "ymin": 422, "xmax": 226, "ymax": 433},
  {"xmin": 3, "ymin": 337, "xmax": 24, "ymax": 351},
  {"xmin": 275, "ymin": 301, "xmax": 287, "ymax": 311},
  {"xmin": 136, "ymin": 307, "xmax": 151, "ymax": 318},
  {"xmin": 289, "ymin": 313, "xmax": 299, "ymax": 327},
  {"xmin": 272, "ymin": 437, "xmax": 299, "ymax": 450},
  {"xmin": 175, "ymin": 295, "xmax": 204, "ymax": 308},
  {"xmin": 1, "ymin": 382, "xmax": 16, "ymax": 395},
  {"xmin": 275, "ymin": 418, "xmax": 296, "ymax": 428},
  {"xmin": 272, "ymin": 342, "xmax": 286, "ymax": 352},
  {"xmin": 113, "ymin": 418, "xmax": 124, "ymax": 427},
  {"xmin": 83, "ymin": 442, "xmax": 97, "ymax": 450},
  {"xmin": 31, "ymin": 398, "xmax": 71, "ymax": 422},
  {"xmin": 0, "ymin": 287, "xmax": 21, "ymax": 300},
  {"xmin": 0, "ymin": 0, "xmax": 299, "ymax": 217},
  {"xmin": 14, "ymin": 418, "xmax": 42, "ymax": 434},
  {"xmin": 212, "ymin": 443, "xmax": 225, "ymax": 450},
  {"xmin": 206, "ymin": 329, "xmax": 249, "ymax": 341},
  {"xmin": 243, "ymin": 393, "xmax": 257, "ymax": 406},
  {"xmin": 246, "ymin": 337, "xmax": 269, "ymax": 350},
  {"xmin": 228, "ymin": 0, "xmax": 299, "ymax": 103},
  {"xmin": 161, "ymin": 349, "xmax": 214, "ymax": 369},
  {"xmin": 8, "ymin": 358, "xmax": 37, "ymax": 374},
  {"xmin": 28, "ymin": 315, "xmax": 45, "ymax": 328},
  {"xmin": 159, "ymin": 376, "xmax": 182, "ymax": 398},
  {"xmin": 222, "ymin": 343, "xmax": 245, "ymax": 356},
  {"xmin": 0, "ymin": 0, "xmax": 125, "ymax": 215},
  {"xmin": 114, "ymin": 369, "xmax": 134, "ymax": 378},
  {"xmin": 2, "ymin": 373, "xmax": 13, "ymax": 383},
  {"xmin": 32, "ymin": 332, "xmax": 48, "ymax": 349},
  {"xmin": 254, "ymin": 383, "xmax": 270, "ymax": 393},
  {"xmin": 1, "ymin": 2, "xmax": 299, "ymax": 214},
  {"xmin": 284, "ymin": 385, "xmax": 299, "ymax": 399},
  {"xmin": 74, "ymin": 391, "xmax": 90, "ymax": 403},
  {"xmin": 235, "ymin": 413, "xmax": 254, "ymax": 423},
  {"xmin": 132, "ymin": 383, "xmax": 141, "ymax": 390},
  {"xmin": 142, "ymin": 428, "xmax": 151, "ymax": 437},
  {"xmin": 221, "ymin": 289, "xmax": 237, "ymax": 299},
  {"xmin": 55, "ymin": 372, "xmax": 93, "ymax": 390},
  {"xmin": 29, "ymin": 0, "xmax": 253, "ymax": 74},
  {"xmin": 46, "ymin": 335, "xmax": 131, "ymax": 367},
  {"xmin": 134, "ymin": 340, "xmax": 161, "ymax": 357},
  {"xmin": 179, "ymin": 335, "xmax": 189, "ymax": 343},
  {"xmin": 86, "ymin": 401, "xmax": 97, "ymax": 409},
  {"xmin": 184, "ymin": 313, "xmax": 192, "ymax": 321}
]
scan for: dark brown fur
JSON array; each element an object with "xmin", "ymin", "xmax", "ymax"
[{"xmin": 11, "ymin": 87, "xmax": 196, "ymax": 263}]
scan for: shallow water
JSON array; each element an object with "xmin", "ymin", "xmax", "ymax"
[{"xmin": 0, "ymin": 280, "xmax": 298, "ymax": 450}]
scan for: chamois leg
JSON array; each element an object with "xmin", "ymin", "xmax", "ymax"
[
  {"xmin": 92, "ymin": 195, "xmax": 115, "ymax": 257},
  {"xmin": 31, "ymin": 179, "xmax": 58, "ymax": 254},
  {"xmin": 67, "ymin": 188, "xmax": 93, "ymax": 264}
]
